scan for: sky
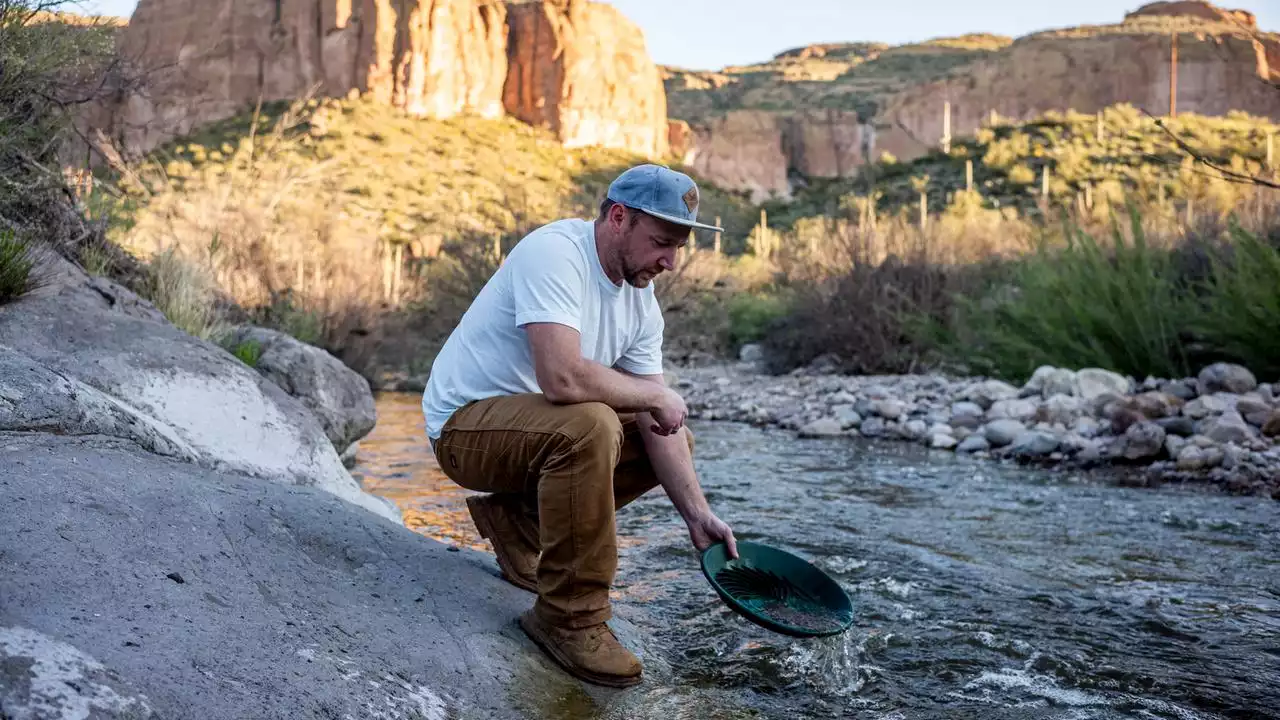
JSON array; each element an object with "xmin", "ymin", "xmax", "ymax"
[{"xmin": 78, "ymin": 0, "xmax": 1280, "ymax": 71}]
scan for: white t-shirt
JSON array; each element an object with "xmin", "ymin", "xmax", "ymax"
[{"xmin": 421, "ymin": 218, "xmax": 666, "ymax": 440}]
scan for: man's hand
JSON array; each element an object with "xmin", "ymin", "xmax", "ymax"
[
  {"xmin": 649, "ymin": 386, "xmax": 688, "ymax": 436},
  {"xmin": 686, "ymin": 511, "xmax": 738, "ymax": 559}
]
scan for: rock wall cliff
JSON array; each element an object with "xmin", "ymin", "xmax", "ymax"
[
  {"xmin": 102, "ymin": 0, "xmax": 665, "ymax": 159},
  {"xmin": 504, "ymin": 0, "xmax": 668, "ymax": 157},
  {"xmin": 878, "ymin": 27, "xmax": 1280, "ymax": 162},
  {"xmin": 109, "ymin": 0, "xmax": 508, "ymax": 153}
]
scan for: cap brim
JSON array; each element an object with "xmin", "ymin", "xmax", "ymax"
[{"xmin": 640, "ymin": 208, "xmax": 724, "ymax": 233}]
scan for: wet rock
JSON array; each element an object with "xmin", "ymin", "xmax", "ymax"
[
  {"xmin": 798, "ymin": 418, "xmax": 844, "ymax": 438},
  {"xmin": 984, "ymin": 419, "xmax": 1027, "ymax": 448},
  {"xmin": 1155, "ymin": 416, "xmax": 1196, "ymax": 437},
  {"xmin": 830, "ymin": 390, "xmax": 857, "ymax": 405},
  {"xmin": 902, "ymin": 419, "xmax": 928, "ymax": 440},
  {"xmin": 1128, "ymin": 392, "xmax": 1184, "ymax": 419},
  {"xmin": 1183, "ymin": 394, "xmax": 1237, "ymax": 420},
  {"xmin": 1260, "ymin": 384, "xmax": 1276, "ymax": 403},
  {"xmin": 1122, "ymin": 422, "xmax": 1166, "ymax": 460},
  {"xmin": 1197, "ymin": 363, "xmax": 1257, "ymax": 395},
  {"xmin": 1161, "ymin": 378, "xmax": 1199, "ymax": 401},
  {"xmin": 738, "ymin": 343, "xmax": 765, "ymax": 365},
  {"xmin": 967, "ymin": 379, "xmax": 1019, "ymax": 410},
  {"xmin": 1221, "ymin": 445, "xmax": 1246, "ymax": 470},
  {"xmin": 831, "ymin": 405, "xmax": 863, "ymax": 429},
  {"xmin": 1024, "ymin": 366, "xmax": 1077, "ymax": 399},
  {"xmin": 1071, "ymin": 416, "xmax": 1105, "ymax": 438},
  {"xmin": 1037, "ymin": 394, "xmax": 1083, "ymax": 426},
  {"xmin": 1077, "ymin": 441, "xmax": 1105, "ymax": 464},
  {"xmin": 1010, "ymin": 431, "xmax": 1060, "ymax": 458},
  {"xmin": 860, "ymin": 417, "xmax": 887, "ymax": 437},
  {"xmin": 930, "ymin": 434, "xmax": 958, "ymax": 450},
  {"xmin": 1202, "ymin": 447, "xmax": 1226, "ymax": 468},
  {"xmin": 949, "ymin": 401, "xmax": 985, "ymax": 429},
  {"xmin": 1058, "ymin": 433, "xmax": 1093, "ymax": 454},
  {"xmin": 956, "ymin": 435, "xmax": 991, "ymax": 454},
  {"xmin": 988, "ymin": 398, "xmax": 1039, "ymax": 422},
  {"xmin": 1203, "ymin": 411, "xmax": 1256, "ymax": 446},
  {"xmin": 1176, "ymin": 445, "xmax": 1208, "ymax": 471},
  {"xmin": 1236, "ymin": 395, "xmax": 1274, "ymax": 427},
  {"xmin": 1263, "ymin": 411, "xmax": 1280, "ymax": 438},
  {"xmin": 1075, "ymin": 368, "xmax": 1131, "ymax": 401},
  {"xmin": 1106, "ymin": 405, "xmax": 1147, "ymax": 434},
  {"xmin": 928, "ymin": 422, "xmax": 953, "ymax": 438},
  {"xmin": 873, "ymin": 399, "xmax": 906, "ymax": 420}
]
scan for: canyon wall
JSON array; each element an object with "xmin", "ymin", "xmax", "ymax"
[{"xmin": 101, "ymin": 0, "xmax": 664, "ymax": 159}]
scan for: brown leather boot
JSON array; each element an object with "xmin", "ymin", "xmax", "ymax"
[
  {"xmin": 518, "ymin": 609, "xmax": 642, "ymax": 688},
  {"xmin": 466, "ymin": 494, "xmax": 539, "ymax": 593}
]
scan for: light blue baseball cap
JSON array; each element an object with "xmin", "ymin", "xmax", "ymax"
[{"xmin": 606, "ymin": 164, "xmax": 724, "ymax": 233}]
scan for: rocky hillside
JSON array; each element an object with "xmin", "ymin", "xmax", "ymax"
[
  {"xmin": 92, "ymin": 0, "xmax": 667, "ymax": 159},
  {"xmin": 667, "ymin": 1, "xmax": 1280, "ymax": 201}
]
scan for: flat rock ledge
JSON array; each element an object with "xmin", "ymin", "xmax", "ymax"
[
  {"xmin": 672, "ymin": 358, "xmax": 1280, "ymax": 498},
  {"xmin": 0, "ymin": 433, "xmax": 672, "ymax": 720}
]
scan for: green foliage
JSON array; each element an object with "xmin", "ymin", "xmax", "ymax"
[
  {"xmin": 726, "ymin": 292, "xmax": 791, "ymax": 349},
  {"xmin": 924, "ymin": 212, "xmax": 1197, "ymax": 381},
  {"xmin": 0, "ymin": 5, "xmax": 116, "ymax": 241},
  {"xmin": 229, "ymin": 339, "xmax": 263, "ymax": 368},
  {"xmin": 774, "ymin": 106, "xmax": 1278, "ymax": 231},
  {"xmin": 0, "ymin": 230, "xmax": 36, "ymax": 304},
  {"xmin": 1191, "ymin": 225, "xmax": 1280, "ymax": 380}
]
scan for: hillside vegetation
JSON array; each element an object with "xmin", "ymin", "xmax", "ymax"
[
  {"xmin": 770, "ymin": 105, "xmax": 1279, "ymax": 229},
  {"xmin": 664, "ymin": 34, "xmax": 1012, "ymax": 122},
  {"xmin": 100, "ymin": 97, "xmax": 756, "ymax": 375}
]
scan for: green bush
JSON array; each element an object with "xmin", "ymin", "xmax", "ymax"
[
  {"xmin": 926, "ymin": 212, "xmax": 1195, "ymax": 381},
  {"xmin": 0, "ymin": 230, "xmax": 36, "ymax": 304},
  {"xmin": 228, "ymin": 339, "xmax": 263, "ymax": 368},
  {"xmin": 1192, "ymin": 224, "xmax": 1280, "ymax": 380},
  {"xmin": 726, "ymin": 292, "xmax": 791, "ymax": 350}
]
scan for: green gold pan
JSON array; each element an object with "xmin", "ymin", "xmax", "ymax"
[{"xmin": 700, "ymin": 541, "xmax": 854, "ymax": 638}]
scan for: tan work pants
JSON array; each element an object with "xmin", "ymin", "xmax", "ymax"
[{"xmin": 433, "ymin": 394, "xmax": 694, "ymax": 629}]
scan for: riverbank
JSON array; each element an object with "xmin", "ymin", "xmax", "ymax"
[{"xmin": 672, "ymin": 355, "xmax": 1280, "ymax": 498}]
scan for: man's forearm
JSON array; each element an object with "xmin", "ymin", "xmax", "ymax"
[
  {"xmin": 550, "ymin": 360, "xmax": 665, "ymax": 413},
  {"xmin": 636, "ymin": 415, "xmax": 711, "ymax": 523}
]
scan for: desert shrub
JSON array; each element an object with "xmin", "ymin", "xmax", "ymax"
[
  {"xmin": 0, "ymin": 230, "xmax": 36, "ymax": 303},
  {"xmin": 1191, "ymin": 224, "xmax": 1280, "ymax": 380},
  {"xmin": 726, "ymin": 292, "xmax": 790, "ymax": 350},
  {"xmin": 141, "ymin": 247, "xmax": 228, "ymax": 341},
  {"xmin": 928, "ymin": 212, "xmax": 1195, "ymax": 381},
  {"xmin": 227, "ymin": 338, "xmax": 263, "ymax": 368}
]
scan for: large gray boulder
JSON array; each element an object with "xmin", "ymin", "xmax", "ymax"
[
  {"xmin": 223, "ymin": 326, "xmax": 377, "ymax": 454},
  {"xmin": 0, "ymin": 259, "xmax": 396, "ymax": 523},
  {"xmin": 0, "ymin": 433, "xmax": 662, "ymax": 720}
]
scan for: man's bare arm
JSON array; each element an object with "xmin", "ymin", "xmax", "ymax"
[
  {"xmin": 626, "ymin": 371, "xmax": 739, "ymax": 558},
  {"xmin": 525, "ymin": 323, "xmax": 686, "ymax": 434}
]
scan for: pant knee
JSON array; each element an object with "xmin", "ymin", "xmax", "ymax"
[{"xmin": 563, "ymin": 402, "xmax": 623, "ymax": 451}]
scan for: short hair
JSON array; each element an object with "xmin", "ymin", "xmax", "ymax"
[{"xmin": 598, "ymin": 198, "xmax": 640, "ymax": 228}]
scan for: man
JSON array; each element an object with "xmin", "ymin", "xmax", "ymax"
[{"xmin": 422, "ymin": 164, "xmax": 738, "ymax": 688}]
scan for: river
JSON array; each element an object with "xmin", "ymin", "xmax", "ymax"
[{"xmin": 353, "ymin": 392, "xmax": 1280, "ymax": 720}]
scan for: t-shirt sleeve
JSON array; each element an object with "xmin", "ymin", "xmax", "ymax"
[
  {"xmin": 511, "ymin": 231, "xmax": 587, "ymax": 331},
  {"xmin": 615, "ymin": 293, "xmax": 665, "ymax": 376}
]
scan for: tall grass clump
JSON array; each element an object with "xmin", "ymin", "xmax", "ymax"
[
  {"xmin": 1192, "ymin": 224, "xmax": 1280, "ymax": 380},
  {"xmin": 141, "ymin": 247, "xmax": 227, "ymax": 341},
  {"xmin": 933, "ymin": 211, "xmax": 1194, "ymax": 381},
  {"xmin": 0, "ymin": 230, "xmax": 37, "ymax": 303}
]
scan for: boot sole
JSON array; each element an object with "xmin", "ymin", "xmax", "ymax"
[
  {"xmin": 518, "ymin": 612, "xmax": 642, "ymax": 689},
  {"xmin": 466, "ymin": 496, "xmax": 538, "ymax": 593}
]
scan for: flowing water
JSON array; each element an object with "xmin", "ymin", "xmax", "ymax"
[{"xmin": 354, "ymin": 393, "xmax": 1280, "ymax": 720}]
